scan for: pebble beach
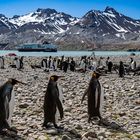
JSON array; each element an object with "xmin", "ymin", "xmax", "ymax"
[{"xmin": 0, "ymin": 55, "xmax": 140, "ymax": 140}]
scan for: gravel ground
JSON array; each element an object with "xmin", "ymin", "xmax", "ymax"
[{"xmin": 0, "ymin": 55, "xmax": 140, "ymax": 140}]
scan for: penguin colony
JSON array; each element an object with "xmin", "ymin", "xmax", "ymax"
[
  {"xmin": 0, "ymin": 72, "xmax": 103, "ymax": 136},
  {"xmin": 0, "ymin": 55, "xmax": 139, "ymax": 137}
]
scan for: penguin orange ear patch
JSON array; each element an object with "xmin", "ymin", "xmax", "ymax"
[
  {"xmin": 50, "ymin": 77, "xmax": 54, "ymax": 80},
  {"xmin": 8, "ymin": 78, "xmax": 13, "ymax": 82},
  {"xmin": 92, "ymin": 72, "xmax": 96, "ymax": 78}
]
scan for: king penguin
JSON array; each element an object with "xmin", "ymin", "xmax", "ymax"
[
  {"xmin": 0, "ymin": 78, "xmax": 26, "ymax": 132},
  {"xmin": 41, "ymin": 58, "xmax": 48, "ymax": 71},
  {"xmin": 15, "ymin": 57, "xmax": 24, "ymax": 70},
  {"xmin": 0, "ymin": 56, "xmax": 4, "ymax": 69},
  {"xmin": 81, "ymin": 71, "xmax": 104, "ymax": 123},
  {"xmin": 43, "ymin": 75, "xmax": 64, "ymax": 129}
]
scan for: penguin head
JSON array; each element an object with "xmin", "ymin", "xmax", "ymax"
[
  {"xmin": 92, "ymin": 71, "xmax": 101, "ymax": 79},
  {"xmin": 8, "ymin": 78, "xmax": 26, "ymax": 85},
  {"xmin": 50, "ymin": 75, "xmax": 64, "ymax": 82}
]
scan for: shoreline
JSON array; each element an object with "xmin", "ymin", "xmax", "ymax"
[{"xmin": 0, "ymin": 50, "xmax": 140, "ymax": 57}]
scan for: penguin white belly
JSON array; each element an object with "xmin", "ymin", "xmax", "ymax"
[
  {"xmin": 0, "ymin": 59, "xmax": 4, "ymax": 68},
  {"xmin": 95, "ymin": 82, "xmax": 104, "ymax": 116},
  {"xmin": 55, "ymin": 84, "xmax": 63, "ymax": 122},
  {"xmin": 50, "ymin": 60, "xmax": 53, "ymax": 69},
  {"xmin": 43, "ymin": 61, "xmax": 47, "ymax": 70},
  {"xmin": 16, "ymin": 60, "xmax": 20, "ymax": 69},
  {"xmin": 131, "ymin": 62, "xmax": 135, "ymax": 70},
  {"xmin": 99, "ymin": 83, "xmax": 104, "ymax": 116},
  {"xmin": 7, "ymin": 90, "xmax": 15, "ymax": 127},
  {"xmin": 0, "ymin": 59, "xmax": 2, "ymax": 68},
  {"xmin": 54, "ymin": 62, "xmax": 58, "ymax": 70},
  {"xmin": 95, "ymin": 88, "xmax": 98, "ymax": 108}
]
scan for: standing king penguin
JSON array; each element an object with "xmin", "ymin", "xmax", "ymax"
[
  {"xmin": 43, "ymin": 75, "xmax": 64, "ymax": 129},
  {"xmin": 0, "ymin": 78, "xmax": 25, "ymax": 132},
  {"xmin": 0, "ymin": 56, "xmax": 4, "ymax": 69},
  {"xmin": 81, "ymin": 71, "xmax": 104, "ymax": 123},
  {"xmin": 15, "ymin": 56, "xmax": 24, "ymax": 70}
]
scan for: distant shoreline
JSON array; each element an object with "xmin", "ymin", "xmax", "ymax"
[{"xmin": 0, "ymin": 50, "xmax": 140, "ymax": 57}]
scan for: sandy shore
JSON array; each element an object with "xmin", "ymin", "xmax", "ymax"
[{"xmin": 0, "ymin": 55, "xmax": 140, "ymax": 140}]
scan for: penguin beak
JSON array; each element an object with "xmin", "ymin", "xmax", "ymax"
[
  {"xmin": 58, "ymin": 76, "xmax": 65, "ymax": 79},
  {"xmin": 16, "ymin": 80, "xmax": 27, "ymax": 85}
]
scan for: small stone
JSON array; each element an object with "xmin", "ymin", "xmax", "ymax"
[
  {"xmin": 82, "ymin": 137, "xmax": 88, "ymax": 140},
  {"xmin": 62, "ymin": 135, "xmax": 71, "ymax": 140},
  {"xmin": 65, "ymin": 107, "xmax": 72, "ymax": 112},
  {"xmin": 98, "ymin": 132, "xmax": 106, "ymax": 138},
  {"xmin": 119, "ymin": 112, "xmax": 126, "ymax": 117},
  {"xmin": 16, "ymin": 87, "xmax": 22, "ymax": 92},
  {"xmin": 82, "ymin": 131, "xmax": 97, "ymax": 138},
  {"xmin": 19, "ymin": 103, "xmax": 29, "ymax": 108},
  {"xmin": 69, "ymin": 129, "xmax": 81, "ymax": 138},
  {"xmin": 33, "ymin": 135, "xmax": 38, "ymax": 139},
  {"xmin": 135, "ymin": 100, "xmax": 140, "ymax": 105},
  {"xmin": 38, "ymin": 135, "xmax": 47, "ymax": 140},
  {"xmin": 75, "ymin": 124, "xmax": 83, "ymax": 130},
  {"xmin": 46, "ymin": 129, "xmax": 58, "ymax": 135},
  {"xmin": 17, "ymin": 126, "xmax": 27, "ymax": 131},
  {"xmin": 134, "ymin": 106, "xmax": 140, "ymax": 110},
  {"xmin": 103, "ymin": 84, "xmax": 109, "ymax": 89}
]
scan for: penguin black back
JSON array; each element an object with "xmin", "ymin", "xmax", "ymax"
[{"xmin": 119, "ymin": 61, "xmax": 125, "ymax": 77}]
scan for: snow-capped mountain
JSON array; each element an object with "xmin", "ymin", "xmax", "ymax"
[
  {"xmin": 0, "ymin": 14, "xmax": 17, "ymax": 33},
  {"xmin": 9, "ymin": 8, "xmax": 79, "ymax": 34},
  {"xmin": 53, "ymin": 6, "xmax": 140, "ymax": 50},
  {"xmin": 0, "ymin": 7, "xmax": 140, "ymax": 50},
  {"xmin": 76, "ymin": 6, "xmax": 140, "ymax": 35}
]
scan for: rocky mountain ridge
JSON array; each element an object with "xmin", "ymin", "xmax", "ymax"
[{"xmin": 0, "ymin": 7, "xmax": 140, "ymax": 50}]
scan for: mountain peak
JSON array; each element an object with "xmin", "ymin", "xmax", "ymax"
[
  {"xmin": 104, "ymin": 6, "xmax": 118, "ymax": 14},
  {"xmin": 12, "ymin": 15, "xmax": 20, "ymax": 19},
  {"xmin": 36, "ymin": 8, "xmax": 57, "ymax": 14},
  {"xmin": 0, "ymin": 14, "xmax": 6, "ymax": 18}
]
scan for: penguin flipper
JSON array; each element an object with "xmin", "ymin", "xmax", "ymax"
[
  {"xmin": 4, "ymin": 96, "xmax": 10, "ymax": 121},
  {"xmin": 52, "ymin": 90, "xmax": 63, "ymax": 119},
  {"xmin": 81, "ymin": 89, "xmax": 88, "ymax": 103},
  {"xmin": 0, "ymin": 96, "xmax": 10, "ymax": 129}
]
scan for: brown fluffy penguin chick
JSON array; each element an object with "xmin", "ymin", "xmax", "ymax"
[
  {"xmin": 81, "ymin": 71, "xmax": 103, "ymax": 123},
  {"xmin": 43, "ymin": 75, "xmax": 64, "ymax": 129}
]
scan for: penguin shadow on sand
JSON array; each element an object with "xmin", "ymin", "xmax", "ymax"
[
  {"xmin": 98, "ymin": 118, "xmax": 128, "ymax": 133},
  {"xmin": 0, "ymin": 130, "xmax": 25, "ymax": 140}
]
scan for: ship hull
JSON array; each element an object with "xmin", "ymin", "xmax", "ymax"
[{"xmin": 18, "ymin": 48, "xmax": 57, "ymax": 52}]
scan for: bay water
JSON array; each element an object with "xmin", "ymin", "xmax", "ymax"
[{"xmin": 0, "ymin": 50, "xmax": 139, "ymax": 57}]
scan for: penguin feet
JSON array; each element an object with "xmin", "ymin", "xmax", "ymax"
[
  {"xmin": 0, "ymin": 128, "xmax": 17, "ymax": 138},
  {"xmin": 54, "ymin": 124, "xmax": 64, "ymax": 129},
  {"xmin": 88, "ymin": 116, "xmax": 102, "ymax": 124},
  {"xmin": 98, "ymin": 118, "xmax": 110, "ymax": 126},
  {"xmin": 42, "ymin": 123, "xmax": 51, "ymax": 129},
  {"xmin": 88, "ymin": 116, "xmax": 91, "ymax": 123},
  {"xmin": 88, "ymin": 119, "xmax": 91, "ymax": 123},
  {"xmin": 9, "ymin": 127, "xmax": 18, "ymax": 133}
]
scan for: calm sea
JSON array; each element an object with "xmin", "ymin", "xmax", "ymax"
[{"xmin": 0, "ymin": 50, "xmax": 140, "ymax": 57}]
